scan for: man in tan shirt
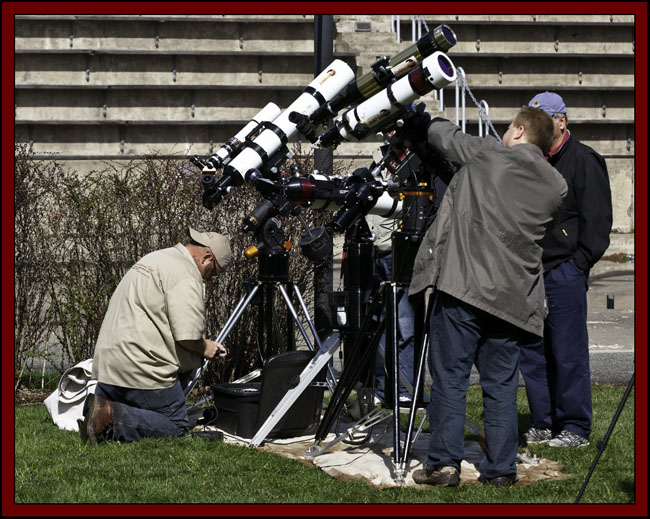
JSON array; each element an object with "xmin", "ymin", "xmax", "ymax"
[{"xmin": 82, "ymin": 228, "xmax": 232, "ymax": 445}]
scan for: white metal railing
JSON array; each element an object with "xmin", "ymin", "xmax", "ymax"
[
  {"xmin": 455, "ymin": 66, "xmax": 502, "ymax": 142},
  {"xmin": 455, "ymin": 67, "xmax": 467, "ymax": 133},
  {"xmin": 478, "ymin": 100, "xmax": 490, "ymax": 137},
  {"xmin": 390, "ymin": 15, "xmax": 429, "ymax": 43}
]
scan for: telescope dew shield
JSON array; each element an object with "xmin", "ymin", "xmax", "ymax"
[
  {"xmin": 223, "ymin": 59, "xmax": 355, "ymax": 185},
  {"xmin": 285, "ymin": 173, "xmax": 344, "ymax": 211},
  {"xmin": 317, "ymin": 52, "xmax": 457, "ymax": 148},
  {"xmin": 309, "ymin": 24, "xmax": 456, "ymax": 124},
  {"xmin": 205, "ymin": 102, "xmax": 282, "ymax": 170}
]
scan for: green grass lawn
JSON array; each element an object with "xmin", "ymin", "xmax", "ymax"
[{"xmin": 12, "ymin": 384, "xmax": 638, "ymax": 510}]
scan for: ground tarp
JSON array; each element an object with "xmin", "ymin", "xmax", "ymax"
[{"xmin": 197, "ymin": 419, "xmax": 577, "ymax": 488}]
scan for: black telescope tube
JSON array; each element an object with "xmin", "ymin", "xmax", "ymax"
[{"xmin": 309, "ymin": 24, "xmax": 456, "ymax": 124}]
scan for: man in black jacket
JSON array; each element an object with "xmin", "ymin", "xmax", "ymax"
[{"xmin": 520, "ymin": 92, "xmax": 613, "ymax": 448}]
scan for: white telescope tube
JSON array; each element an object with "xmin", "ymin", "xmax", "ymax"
[
  {"xmin": 224, "ymin": 60, "xmax": 355, "ymax": 182},
  {"xmin": 208, "ymin": 102, "xmax": 282, "ymax": 168},
  {"xmin": 367, "ymin": 190, "xmax": 402, "ymax": 217},
  {"xmin": 326, "ymin": 51, "xmax": 457, "ymax": 145}
]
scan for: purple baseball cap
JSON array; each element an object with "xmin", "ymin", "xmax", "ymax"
[{"xmin": 528, "ymin": 91, "xmax": 567, "ymax": 116}]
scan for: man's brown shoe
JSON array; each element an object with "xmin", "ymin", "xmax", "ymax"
[
  {"xmin": 479, "ymin": 473, "xmax": 517, "ymax": 487},
  {"xmin": 79, "ymin": 393, "xmax": 94, "ymax": 444},
  {"xmin": 83, "ymin": 394, "xmax": 114, "ymax": 446},
  {"xmin": 412, "ymin": 466, "xmax": 460, "ymax": 487}
]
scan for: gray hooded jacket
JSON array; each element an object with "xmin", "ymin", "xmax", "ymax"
[{"xmin": 409, "ymin": 120, "xmax": 567, "ymax": 337}]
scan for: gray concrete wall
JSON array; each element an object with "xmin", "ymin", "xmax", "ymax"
[{"xmin": 14, "ymin": 14, "xmax": 636, "ymax": 234}]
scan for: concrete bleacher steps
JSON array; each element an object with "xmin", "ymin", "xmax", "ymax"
[{"xmin": 14, "ymin": 14, "xmax": 636, "ymax": 234}]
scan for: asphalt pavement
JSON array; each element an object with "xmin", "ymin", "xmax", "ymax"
[{"xmin": 581, "ymin": 258, "xmax": 636, "ymax": 385}]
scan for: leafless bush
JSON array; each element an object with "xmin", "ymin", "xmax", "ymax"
[
  {"xmin": 14, "ymin": 145, "xmax": 61, "ymax": 389},
  {"xmin": 14, "ymin": 145, "xmax": 345, "ymax": 389}
]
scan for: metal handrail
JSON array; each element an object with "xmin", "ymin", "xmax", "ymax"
[
  {"xmin": 478, "ymin": 100, "xmax": 490, "ymax": 137},
  {"xmin": 455, "ymin": 67, "xmax": 467, "ymax": 133}
]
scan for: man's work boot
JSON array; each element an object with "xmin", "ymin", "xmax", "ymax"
[
  {"xmin": 412, "ymin": 466, "xmax": 460, "ymax": 487},
  {"xmin": 81, "ymin": 394, "xmax": 114, "ymax": 446}
]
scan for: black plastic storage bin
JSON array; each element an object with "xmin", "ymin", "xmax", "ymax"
[
  {"xmin": 210, "ymin": 383, "xmax": 262, "ymax": 438},
  {"xmin": 211, "ymin": 350, "xmax": 327, "ymax": 439}
]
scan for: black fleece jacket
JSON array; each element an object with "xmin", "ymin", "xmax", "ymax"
[{"xmin": 541, "ymin": 133, "xmax": 613, "ymax": 272}]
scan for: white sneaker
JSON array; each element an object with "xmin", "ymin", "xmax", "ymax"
[
  {"xmin": 547, "ymin": 430, "xmax": 590, "ymax": 448},
  {"xmin": 524, "ymin": 427, "xmax": 552, "ymax": 444}
]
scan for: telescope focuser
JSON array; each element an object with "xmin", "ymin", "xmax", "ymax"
[
  {"xmin": 191, "ymin": 155, "xmax": 210, "ymax": 171},
  {"xmin": 288, "ymin": 112, "xmax": 319, "ymax": 144}
]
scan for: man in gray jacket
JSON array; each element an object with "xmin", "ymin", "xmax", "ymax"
[{"xmin": 410, "ymin": 106, "xmax": 567, "ymax": 487}]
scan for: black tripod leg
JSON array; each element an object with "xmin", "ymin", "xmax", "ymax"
[
  {"xmin": 386, "ymin": 282, "xmax": 402, "ymax": 467},
  {"xmin": 314, "ymin": 288, "xmax": 386, "ymax": 442},
  {"xmin": 399, "ymin": 290, "xmax": 432, "ymax": 473},
  {"xmin": 575, "ymin": 372, "xmax": 635, "ymax": 503}
]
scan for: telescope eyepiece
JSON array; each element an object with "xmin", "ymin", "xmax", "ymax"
[{"xmin": 202, "ymin": 173, "xmax": 216, "ymax": 189}]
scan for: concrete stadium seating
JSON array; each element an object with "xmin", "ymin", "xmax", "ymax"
[{"xmin": 14, "ymin": 14, "xmax": 636, "ymax": 232}]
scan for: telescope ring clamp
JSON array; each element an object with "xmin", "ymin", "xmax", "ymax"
[
  {"xmin": 236, "ymin": 120, "xmax": 292, "ymax": 181},
  {"xmin": 369, "ymin": 56, "xmax": 394, "ymax": 86},
  {"xmin": 346, "ymin": 84, "xmax": 409, "ymax": 143}
]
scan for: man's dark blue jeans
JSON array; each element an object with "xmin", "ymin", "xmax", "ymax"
[
  {"xmin": 373, "ymin": 252, "xmax": 416, "ymax": 401},
  {"xmin": 425, "ymin": 290, "xmax": 529, "ymax": 480},
  {"xmin": 94, "ymin": 376, "xmax": 190, "ymax": 443},
  {"xmin": 519, "ymin": 259, "xmax": 592, "ymax": 438}
]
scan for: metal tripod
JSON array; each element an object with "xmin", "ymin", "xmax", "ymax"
[
  {"xmin": 183, "ymin": 249, "xmax": 340, "ymax": 446},
  {"xmin": 306, "ymin": 226, "xmax": 431, "ymax": 484}
]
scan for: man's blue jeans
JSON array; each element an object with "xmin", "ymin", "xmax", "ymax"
[
  {"xmin": 426, "ymin": 290, "xmax": 526, "ymax": 479},
  {"xmin": 373, "ymin": 252, "xmax": 416, "ymax": 400},
  {"xmin": 94, "ymin": 376, "xmax": 190, "ymax": 443}
]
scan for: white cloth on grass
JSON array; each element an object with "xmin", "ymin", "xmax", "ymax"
[{"xmin": 44, "ymin": 359, "xmax": 96, "ymax": 432}]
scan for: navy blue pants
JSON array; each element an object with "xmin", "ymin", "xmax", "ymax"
[
  {"xmin": 373, "ymin": 252, "xmax": 416, "ymax": 400},
  {"xmin": 425, "ymin": 290, "xmax": 527, "ymax": 479},
  {"xmin": 94, "ymin": 373, "xmax": 191, "ymax": 443},
  {"xmin": 519, "ymin": 259, "xmax": 592, "ymax": 438}
]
